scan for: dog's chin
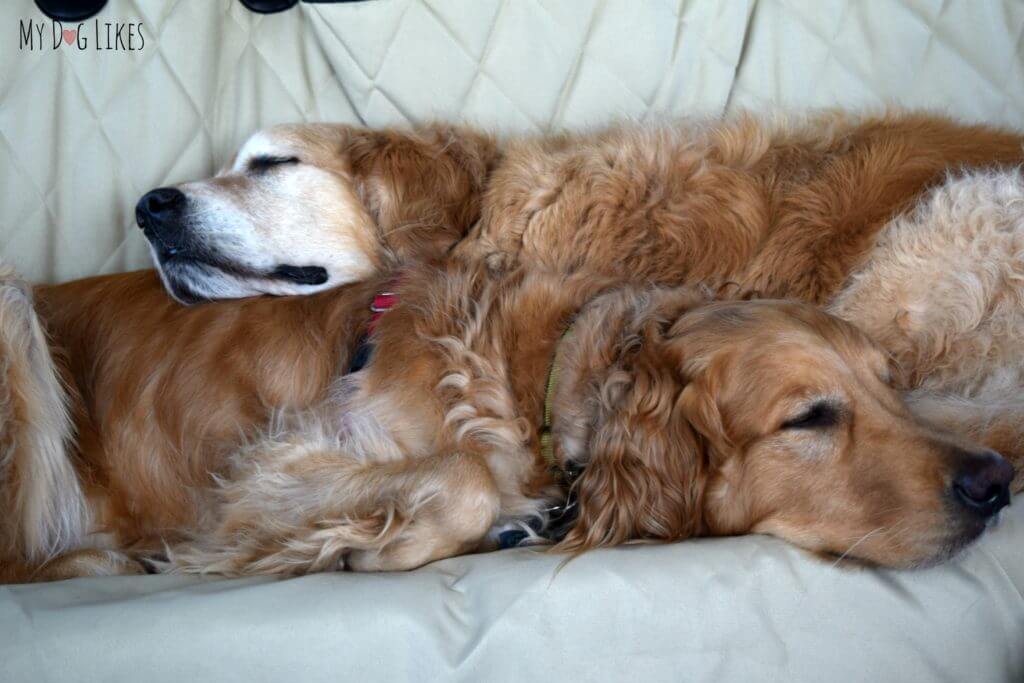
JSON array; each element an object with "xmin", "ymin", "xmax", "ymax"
[
  {"xmin": 815, "ymin": 513, "xmax": 995, "ymax": 571},
  {"xmin": 153, "ymin": 253, "xmax": 334, "ymax": 305},
  {"xmin": 155, "ymin": 259, "xmax": 240, "ymax": 305},
  {"xmin": 926, "ymin": 515, "xmax": 997, "ymax": 566},
  {"xmin": 918, "ymin": 505, "xmax": 1011, "ymax": 569},
  {"xmin": 890, "ymin": 518, "xmax": 994, "ymax": 570}
]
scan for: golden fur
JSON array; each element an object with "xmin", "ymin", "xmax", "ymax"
[
  {"xmin": 0, "ymin": 268, "xmax": 83, "ymax": 565},
  {"xmin": 459, "ymin": 111, "xmax": 1024, "ymax": 302},
  {"xmin": 3, "ymin": 111, "xmax": 1024, "ymax": 581}
]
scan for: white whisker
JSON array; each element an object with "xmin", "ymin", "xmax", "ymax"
[{"xmin": 831, "ymin": 526, "xmax": 886, "ymax": 568}]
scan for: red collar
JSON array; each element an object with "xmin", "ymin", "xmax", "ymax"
[
  {"xmin": 368, "ymin": 289, "xmax": 398, "ymax": 334},
  {"xmin": 367, "ymin": 275, "xmax": 403, "ymax": 334},
  {"xmin": 347, "ymin": 278, "xmax": 401, "ymax": 374}
]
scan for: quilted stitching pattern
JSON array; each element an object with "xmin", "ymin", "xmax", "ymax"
[
  {"xmin": 1, "ymin": 0, "xmax": 1022, "ymax": 283},
  {"xmin": 727, "ymin": 0, "xmax": 1024, "ymax": 123}
]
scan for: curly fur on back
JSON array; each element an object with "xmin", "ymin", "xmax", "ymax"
[{"xmin": 830, "ymin": 168, "xmax": 1024, "ymax": 394}]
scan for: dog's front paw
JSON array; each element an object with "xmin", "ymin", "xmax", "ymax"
[{"xmin": 35, "ymin": 549, "xmax": 147, "ymax": 581}]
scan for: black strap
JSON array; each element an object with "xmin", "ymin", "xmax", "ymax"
[
  {"xmin": 240, "ymin": 0, "xmax": 372, "ymax": 13},
  {"xmin": 347, "ymin": 334, "xmax": 373, "ymax": 373},
  {"xmin": 37, "ymin": 0, "xmax": 373, "ymax": 22},
  {"xmin": 239, "ymin": 0, "xmax": 298, "ymax": 13},
  {"xmin": 35, "ymin": 0, "xmax": 107, "ymax": 21}
]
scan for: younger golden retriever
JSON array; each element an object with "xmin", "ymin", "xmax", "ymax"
[
  {"xmin": 3, "ymin": 111, "xmax": 1023, "ymax": 580},
  {"xmin": 166, "ymin": 261, "xmax": 1015, "ymax": 574}
]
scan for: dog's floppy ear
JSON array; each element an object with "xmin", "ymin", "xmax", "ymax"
[
  {"xmin": 344, "ymin": 124, "xmax": 499, "ymax": 265},
  {"xmin": 556, "ymin": 350, "xmax": 709, "ymax": 553}
]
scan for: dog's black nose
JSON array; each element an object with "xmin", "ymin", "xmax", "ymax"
[
  {"xmin": 953, "ymin": 450, "xmax": 1014, "ymax": 517},
  {"xmin": 136, "ymin": 187, "xmax": 185, "ymax": 230}
]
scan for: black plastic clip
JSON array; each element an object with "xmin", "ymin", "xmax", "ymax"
[{"xmin": 35, "ymin": 0, "xmax": 108, "ymax": 22}]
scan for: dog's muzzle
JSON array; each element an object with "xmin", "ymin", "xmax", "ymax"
[{"xmin": 136, "ymin": 187, "xmax": 188, "ymax": 257}]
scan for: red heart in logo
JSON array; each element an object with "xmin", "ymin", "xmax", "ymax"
[{"xmin": 62, "ymin": 29, "xmax": 76, "ymax": 46}]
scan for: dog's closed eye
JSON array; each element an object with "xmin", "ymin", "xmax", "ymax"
[
  {"xmin": 248, "ymin": 155, "xmax": 299, "ymax": 174},
  {"xmin": 780, "ymin": 401, "xmax": 840, "ymax": 430}
]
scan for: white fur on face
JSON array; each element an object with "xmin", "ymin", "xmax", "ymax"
[{"xmin": 150, "ymin": 127, "xmax": 379, "ymax": 303}]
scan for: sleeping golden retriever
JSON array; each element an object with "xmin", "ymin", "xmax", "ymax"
[{"xmin": 3, "ymin": 111, "xmax": 1023, "ymax": 581}]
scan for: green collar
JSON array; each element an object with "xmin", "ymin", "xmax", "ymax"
[{"xmin": 539, "ymin": 324, "xmax": 574, "ymax": 482}]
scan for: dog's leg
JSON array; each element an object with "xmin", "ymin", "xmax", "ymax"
[
  {"xmin": 343, "ymin": 452, "xmax": 502, "ymax": 572},
  {"xmin": 35, "ymin": 549, "xmax": 146, "ymax": 581},
  {"xmin": 169, "ymin": 449, "xmax": 500, "ymax": 576},
  {"xmin": 0, "ymin": 267, "xmax": 87, "ymax": 564},
  {"xmin": 0, "ymin": 549, "xmax": 146, "ymax": 583}
]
